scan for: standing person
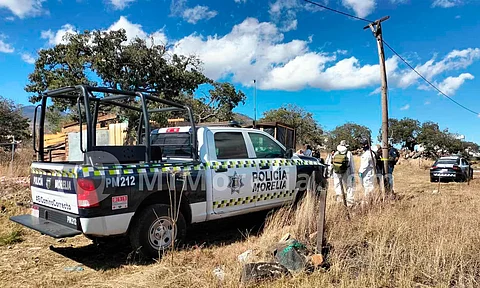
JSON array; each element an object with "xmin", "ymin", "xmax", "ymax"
[
  {"xmin": 312, "ymin": 146, "xmax": 321, "ymax": 159},
  {"xmin": 332, "ymin": 140, "xmax": 355, "ymax": 206},
  {"xmin": 358, "ymin": 139, "xmax": 375, "ymax": 198},
  {"xmin": 303, "ymin": 144, "xmax": 313, "ymax": 157},
  {"xmin": 387, "ymin": 143, "xmax": 400, "ymax": 192},
  {"xmin": 372, "ymin": 144, "xmax": 383, "ymax": 187},
  {"xmin": 324, "ymin": 149, "xmax": 335, "ymax": 178}
]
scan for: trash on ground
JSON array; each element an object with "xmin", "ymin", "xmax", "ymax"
[
  {"xmin": 273, "ymin": 238, "xmax": 308, "ymax": 272},
  {"xmin": 212, "ymin": 266, "xmax": 225, "ymax": 281},
  {"xmin": 237, "ymin": 249, "xmax": 253, "ymax": 263},
  {"xmin": 240, "ymin": 262, "xmax": 291, "ymax": 284},
  {"xmin": 310, "ymin": 254, "xmax": 324, "ymax": 268},
  {"xmin": 64, "ymin": 265, "xmax": 84, "ymax": 272},
  {"xmin": 279, "ymin": 233, "xmax": 292, "ymax": 243}
]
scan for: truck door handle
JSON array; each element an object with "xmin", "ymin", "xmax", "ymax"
[
  {"xmin": 260, "ymin": 165, "xmax": 270, "ymax": 170},
  {"xmin": 215, "ymin": 168, "xmax": 228, "ymax": 173}
]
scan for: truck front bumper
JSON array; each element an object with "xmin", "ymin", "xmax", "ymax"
[{"xmin": 10, "ymin": 214, "xmax": 81, "ymax": 238}]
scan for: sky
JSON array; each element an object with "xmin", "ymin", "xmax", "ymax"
[{"xmin": 0, "ymin": 0, "xmax": 479, "ymax": 143}]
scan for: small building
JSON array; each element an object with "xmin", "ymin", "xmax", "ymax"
[
  {"xmin": 43, "ymin": 114, "xmax": 127, "ymax": 161},
  {"xmin": 248, "ymin": 122, "xmax": 296, "ymax": 151}
]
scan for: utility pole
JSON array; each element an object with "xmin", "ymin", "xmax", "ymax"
[{"xmin": 364, "ymin": 16, "xmax": 392, "ymax": 195}]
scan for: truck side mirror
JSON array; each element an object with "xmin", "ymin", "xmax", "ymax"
[{"xmin": 285, "ymin": 148, "xmax": 294, "ymax": 159}]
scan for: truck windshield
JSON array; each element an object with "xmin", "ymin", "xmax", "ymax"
[{"xmin": 151, "ymin": 132, "xmax": 192, "ymax": 158}]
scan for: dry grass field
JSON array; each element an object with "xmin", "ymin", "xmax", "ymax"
[{"xmin": 1, "ymin": 157, "xmax": 479, "ymax": 287}]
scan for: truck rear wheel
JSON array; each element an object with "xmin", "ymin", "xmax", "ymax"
[{"xmin": 129, "ymin": 204, "xmax": 186, "ymax": 259}]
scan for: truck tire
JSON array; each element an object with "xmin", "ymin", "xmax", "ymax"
[{"xmin": 129, "ymin": 204, "xmax": 186, "ymax": 259}]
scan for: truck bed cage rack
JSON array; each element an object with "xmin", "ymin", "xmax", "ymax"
[{"xmin": 34, "ymin": 85, "xmax": 198, "ymax": 164}]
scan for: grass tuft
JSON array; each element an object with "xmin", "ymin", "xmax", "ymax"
[{"xmin": 0, "ymin": 229, "xmax": 23, "ymax": 246}]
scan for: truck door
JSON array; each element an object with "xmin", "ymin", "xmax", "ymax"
[
  {"xmin": 247, "ymin": 132, "xmax": 297, "ymax": 208},
  {"xmin": 211, "ymin": 131, "xmax": 257, "ymax": 215}
]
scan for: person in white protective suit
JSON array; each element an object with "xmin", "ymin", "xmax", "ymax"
[
  {"xmin": 358, "ymin": 139, "xmax": 375, "ymax": 198},
  {"xmin": 332, "ymin": 140, "xmax": 355, "ymax": 206}
]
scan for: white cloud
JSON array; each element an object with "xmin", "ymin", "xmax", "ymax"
[
  {"xmin": 400, "ymin": 104, "xmax": 410, "ymax": 110},
  {"xmin": 109, "ymin": 0, "xmax": 136, "ymax": 10},
  {"xmin": 369, "ymin": 87, "xmax": 381, "ymax": 95},
  {"xmin": 268, "ymin": 0, "xmax": 321, "ymax": 32},
  {"xmin": 42, "ymin": 17, "xmax": 168, "ymax": 48},
  {"xmin": 38, "ymin": 16, "xmax": 476, "ymax": 96},
  {"xmin": 170, "ymin": 0, "xmax": 187, "ymax": 16},
  {"xmin": 281, "ymin": 19, "xmax": 297, "ymax": 32},
  {"xmin": 0, "ymin": 36, "xmax": 14, "ymax": 53},
  {"xmin": 436, "ymin": 73, "xmax": 474, "ymax": 95},
  {"xmin": 108, "ymin": 16, "xmax": 146, "ymax": 40},
  {"xmin": 432, "ymin": 0, "xmax": 462, "ymax": 8},
  {"xmin": 425, "ymin": 101, "xmax": 431, "ymax": 105},
  {"xmin": 169, "ymin": 1, "xmax": 217, "ymax": 24},
  {"xmin": 171, "ymin": 17, "xmax": 479, "ymax": 94},
  {"xmin": 41, "ymin": 24, "xmax": 77, "ymax": 46},
  {"xmin": 5, "ymin": 16, "xmax": 14, "ymax": 21},
  {"xmin": 0, "ymin": 0, "xmax": 45, "ymax": 18},
  {"xmin": 173, "ymin": 18, "xmax": 309, "ymax": 84},
  {"xmin": 455, "ymin": 15, "xmax": 461, "ymax": 19},
  {"xmin": 182, "ymin": 5, "xmax": 217, "ymax": 24},
  {"xmin": 390, "ymin": 0, "xmax": 408, "ymax": 3},
  {"xmin": 21, "ymin": 53, "xmax": 35, "ymax": 64},
  {"xmin": 234, "ymin": 0, "xmax": 247, "ymax": 3},
  {"xmin": 108, "ymin": 16, "xmax": 168, "ymax": 45},
  {"xmin": 393, "ymin": 48, "xmax": 480, "ymax": 88},
  {"xmin": 341, "ymin": 0, "xmax": 376, "ymax": 18},
  {"xmin": 150, "ymin": 31, "xmax": 168, "ymax": 46}
]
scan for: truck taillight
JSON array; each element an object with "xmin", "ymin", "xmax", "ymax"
[
  {"xmin": 453, "ymin": 165, "xmax": 461, "ymax": 171},
  {"xmin": 77, "ymin": 179, "xmax": 99, "ymax": 208}
]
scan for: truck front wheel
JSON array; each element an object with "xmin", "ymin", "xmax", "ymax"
[{"xmin": 129, "ymin": 204, "xmax": 186, "ymax": 259}]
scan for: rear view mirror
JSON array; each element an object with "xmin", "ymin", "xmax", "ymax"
[{"xmin": 285, "ymin": 148, "xmax": 294, "ymax": 159}]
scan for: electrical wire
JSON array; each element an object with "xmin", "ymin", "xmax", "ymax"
[
  {"xmin": 304, "ymin": 0, "xmax": 373, "ymax": 23},
  {"xmin": 303, "ymin": 0, "xmax": 480, "ymax": 117},
  {"xmin": 382, "ymin": 39, "xmax": 480, "ymax": 116}
]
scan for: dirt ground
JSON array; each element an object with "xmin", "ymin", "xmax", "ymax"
[{"xmin": 1, "ymin": 158, "xmax": 479, "ymax": 287}]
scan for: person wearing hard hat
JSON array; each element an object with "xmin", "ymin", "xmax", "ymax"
[
  {"xmin": 331, "ymin": 140, "xmax": 355, "ymax": 206},
  {"xmin": 358, "ymin": 139, "xmax": 375, "ymax": 197}
]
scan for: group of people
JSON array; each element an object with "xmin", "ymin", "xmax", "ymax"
[
  {"xmin": 297, "ymin": 144, "xmax": 321, "ymax": 159},
  {"xmin": 324, "ymin": 139, "xmax": 400, "ymax": 206}
]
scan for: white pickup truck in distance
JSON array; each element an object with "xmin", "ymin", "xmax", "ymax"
[{"xmin": 11, "ymin": 86, "xmax": 327, "ymax": 259}]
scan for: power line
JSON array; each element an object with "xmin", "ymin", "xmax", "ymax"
[
  {"xmin": 304, "ymin": 0, "xmax": 373, "ymax": 23},
  {"xmin": 382, "ymin": 39, "xmax": 480, "ymax": 116},
  {"xmin": 303, "ymin": 0, "xmax": 479, "ymax": 117}
]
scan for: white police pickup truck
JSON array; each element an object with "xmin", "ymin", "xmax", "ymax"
[{"xmin": 11, "ymin": 86, "xmax": 326, "ymax": 258}]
